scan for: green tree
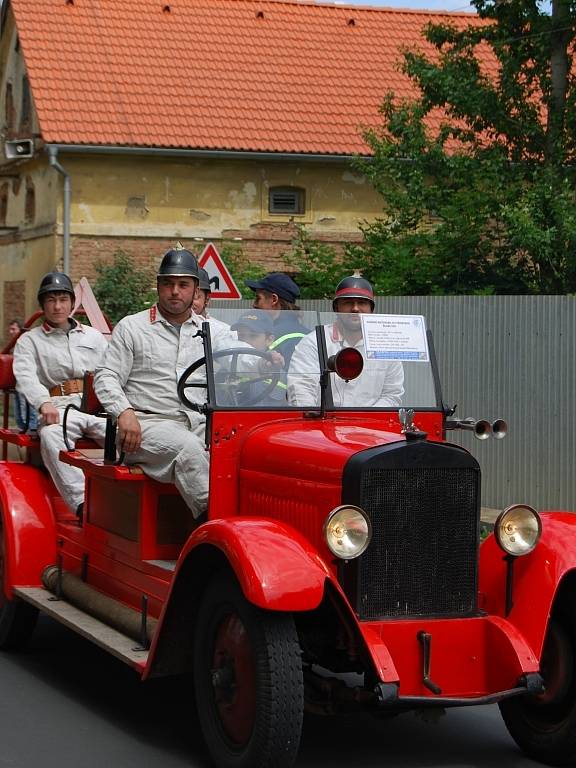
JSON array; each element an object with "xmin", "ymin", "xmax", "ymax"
[
  {"xmin": 93, "ymin": 251, "xmax": 156, "ymax": 324},
  {"xmin": 355, "ymin": 0, "xmax": 576, "ymax": 295},
  {"xmin": 217, "ymin": 241, "xmax": 267, "ymax": 299},
  {"xmin": 283, "ymin": 226, "xmax": 350, "ymax": 298}
]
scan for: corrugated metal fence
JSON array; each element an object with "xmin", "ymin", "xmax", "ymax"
[{"xmin": 216, "ymin": 296, "xmax": 576, "ymax": 511}]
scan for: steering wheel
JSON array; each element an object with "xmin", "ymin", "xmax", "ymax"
[{"xmin": 177, "ymin": 347, "xmax": 282, "ymax": 411}]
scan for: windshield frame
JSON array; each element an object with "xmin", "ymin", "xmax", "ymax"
[{"xmin": 185, "ymin": 310, "xmax": 446, "ymax": 415}]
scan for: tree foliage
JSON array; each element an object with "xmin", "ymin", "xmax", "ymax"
[
  {"xmin": 93, "ymin": 251, "xmax": 156, "ymax": 324},
  {"xmin": 355, "ymin": 0, "xmax": 576, "ymax": 294},
  {"xmin": 217, "ymin": 241, "xmax": 267, "ymax": 299}
]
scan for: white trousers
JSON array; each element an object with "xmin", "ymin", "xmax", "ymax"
[
  {"xmin": 39, "ymin": 409, "xmax": 107, "ymax": 512},
  {"xmin": 124, "ymin": 416, "xmax": 209, "ymax": 519}
]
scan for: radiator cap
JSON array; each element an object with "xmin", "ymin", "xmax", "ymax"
[{"xmin": 405, "ymin": 430, "xmax": 428, "ymax": 442}]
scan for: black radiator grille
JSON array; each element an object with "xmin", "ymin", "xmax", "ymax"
[{"xmin": 357, "ymin": 466, "xmax": 479, "ymax": 620}]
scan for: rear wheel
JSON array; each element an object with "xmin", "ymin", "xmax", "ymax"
[
  {"xmin": 0, "ymin": 515, "xmax": 37, "ymax": 649},
  {"xmin": 193, "ymin": 575, "xmax": 304, "ymax": 768},
  {"xmin": 500, "ymin": 616, "xmax": 576, "ymax": 765}
]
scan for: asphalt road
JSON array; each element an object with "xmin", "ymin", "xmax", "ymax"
[{"xmin": 0, "ymin": 616, "xmax": 537, "ymax": 768}]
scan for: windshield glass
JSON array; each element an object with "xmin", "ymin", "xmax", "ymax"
[{"xmin": 201, "ymin": 309, "xmax": 440, "ymax": 410}]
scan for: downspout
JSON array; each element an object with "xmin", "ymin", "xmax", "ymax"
[{"xmin": 47, "ymin": 147, "xmax": 70, "ymax": 275}]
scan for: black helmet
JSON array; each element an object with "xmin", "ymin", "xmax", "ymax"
[
  {"xmin": 333, "ymin": 273, "xmax": 375, "ymax": 311},
  {"xmin": 37, "ymin": 272, "xmax": 75, "ymax": 304},
  {"xmin": 157, "ymin": 249, "xmax": 199, "ymax": 279},
  {"xmin": 198, "ymin": 267, "xmax": 211, "ymax": 292}
]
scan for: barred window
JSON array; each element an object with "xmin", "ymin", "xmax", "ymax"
[{"xmin": 268, "ymin": 186, "xmax": 305, "ymax": 215}]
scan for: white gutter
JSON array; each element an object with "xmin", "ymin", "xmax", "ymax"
[{"xmin": 47, "ymin": 146, "xmax": 71, "ymax": 275}]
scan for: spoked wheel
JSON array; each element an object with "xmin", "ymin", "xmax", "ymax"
[
  {"xmin": 194, "ymin": 575, "xmax": 304, "ymax": 768},
  {"xmin": 0, "ymin": 514, "xmax": 38, "ymax": 650},
  {"xmin": 500, "ymin": 616, "xmax": 576, "ymax": 765}
]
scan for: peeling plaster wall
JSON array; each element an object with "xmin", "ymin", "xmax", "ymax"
[
  {"xmin": 66, "ymin": 155, "xmax": 381, "ymax": 239},
  {"xmin": 0, "ymin": 6, "xmax": 58, "ymax": 322}
]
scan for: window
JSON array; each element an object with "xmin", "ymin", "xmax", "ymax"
[
  {"xmin": 268, "ymin": 186, "xmax": 305, "ymax": 216},
  {"xmin": 21, "ymin": 76, "xmax": 31, "ymax": 127},
  {"xmin": 24, "ymin": 177, "xmax": 35, "ymax": 224}
]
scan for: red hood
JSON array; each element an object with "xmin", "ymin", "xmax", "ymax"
[{"xmin": 240, "ymin": 418, "xmax": 406, "ymax": 484}]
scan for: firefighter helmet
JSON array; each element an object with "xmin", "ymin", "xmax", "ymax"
[
  {"xmin": 198, "ymin": 267, "xmax": 211, "ymax": 292},
  {"xmin": 157, "ymin": 249, "xmax": 199, "ymax": 279},
  {"xmin": 37, "ymin": 272, "xmax": 75, "ymax": 304},
  {"xmin": 332, "ymin": 273, "xmax": 375, "ymax": 311}
]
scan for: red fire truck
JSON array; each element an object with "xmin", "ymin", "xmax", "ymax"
[{"xmin": 0, "ymin": 307, "xmax": 573, "ymax": 768}]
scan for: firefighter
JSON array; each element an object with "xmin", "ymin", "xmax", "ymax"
[
  {"xmin": 12, "ymin": 272, "xmax": 108, "ymax": 517},
  {"xmin": 245, "ymin": 272, "xmax": 308, "ymax": 366},
  {"xmin": 192, "ymin": 266, "xmax": 233, "ymax": 334},
  {"xmin": 287, "ymin": 273, "xmax": 404, "ymax": 407},
  {"xmin": 192, "ymin": 266, "xmax": 212, "ymax": 317},
  {"xmin": 93, "ymin": 250, "xmax": 282, "ymax": 519}
]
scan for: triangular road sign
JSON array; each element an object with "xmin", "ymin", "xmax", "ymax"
[{"xmin": 198, "ymin": 243, "xmax": 242, "ymax": 300}]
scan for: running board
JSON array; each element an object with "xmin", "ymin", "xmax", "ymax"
[{"xmin": 14, "ymin": 587, "xmax": 149, "ymax": 671}]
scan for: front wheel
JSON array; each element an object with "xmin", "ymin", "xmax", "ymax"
[
  {"xmin": 0, "ymin": 514, "xmax": 37, "ymax": 650},
  {"xmin": 500, "ymin": 616, "xmax": 576, "ymax": 765},
  {"xmin": 193, "ymin": 575, "xmax": 304, "ymax": 768}
]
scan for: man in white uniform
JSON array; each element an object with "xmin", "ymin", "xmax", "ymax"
[
  {"xmin": 94, "ymin": 249, "xmax": 280, "ymax": 519},
  {"xmin": 192, "ymin": 266, "xmax": 234, "ymax": 335},
  {"xmin": 287, "ymin": 274, "xmax": 404, "ymax": 408},
  {"xmin": 13, "ymin": 272, "xmax": 108, "ymax": 517}
]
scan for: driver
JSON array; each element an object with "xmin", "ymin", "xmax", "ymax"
[
  {"xmin": 93, "ymin": 249, "xmax": 281, "ymax": 519},
  {"xmin": 287, "ymin": 273, "xmax": 404, "ymax": 408}
]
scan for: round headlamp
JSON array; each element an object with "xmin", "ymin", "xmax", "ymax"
[
  {"xmin": 324, "ymin": 505, "xmax": 372, "ymax": 560},
  {"xmin": 494, "ymin": 504, "xmax": 541, "ymax": 557}
]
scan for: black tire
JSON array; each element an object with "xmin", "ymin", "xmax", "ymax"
[
  {"xmin": 0, "ymin": 514, "xmax": 38, "ymax": 650},
  {"xmin": 500, "ymin": 616, "xmax": 576, "ymax": 765},
  {"xmin": 193, "ymin": 575, "xmax": 304, "ymax": 768}
]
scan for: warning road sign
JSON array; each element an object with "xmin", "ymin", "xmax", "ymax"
[{"xmin": 198, "ymin": 243, "xmax": 242, "ymax": 300}]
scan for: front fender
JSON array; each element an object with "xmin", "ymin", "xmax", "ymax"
[
  {"xmin": 0, "ymin": 463, "xmax": 57, "ymax": 597},
  {"xmin": 180, "ymin": 517, "xmax": 331, "ymax": 611},
  {"xmin": 480, "ymin": 511, "xmax": 576, "ymax": 660}
]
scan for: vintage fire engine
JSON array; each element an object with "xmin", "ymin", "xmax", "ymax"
[{"xmin": 0, "ymin": 306, "xmax": 574, "ymax": 768}]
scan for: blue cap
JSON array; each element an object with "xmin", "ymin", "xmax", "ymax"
[
  {"xmin": 245, "ymin": 273, "xmax": 300, "ymax": 303},
  {"xmin": 231, "ymin": 310, "xmax": 274, "ymax": 335}
]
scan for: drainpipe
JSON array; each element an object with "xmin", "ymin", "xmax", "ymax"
[{"xmin": 47, "ymin": 146, "xmax": 70, "ymax": 275}]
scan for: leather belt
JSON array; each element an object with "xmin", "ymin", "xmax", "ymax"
[{"xmin": 49, "ymin": 378, "xmax": 84, "ymax": 397}]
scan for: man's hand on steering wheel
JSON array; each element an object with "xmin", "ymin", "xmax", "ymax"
[{"xmin": 259, "ymin": 350, "xmax": 284, "ymax": 372}]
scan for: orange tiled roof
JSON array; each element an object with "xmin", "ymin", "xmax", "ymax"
[{"xmin": 11, "ymin": 0, "xmax": 486, "ymax": 156}]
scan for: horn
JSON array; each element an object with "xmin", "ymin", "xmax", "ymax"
[
  {"xmin": 459, "ymin": 418, "xmax": 492, "ymax": 440},
  {"xmin": 492, "ymin": 419, "xmax": 508, "ymax": 439}
]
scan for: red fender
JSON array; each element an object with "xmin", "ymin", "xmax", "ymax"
[
  {"xmin": 480, "ymin": 511, "xmax": 576, "ymax": 660},
  {"xmin": 179, "ymin": 518, "xmax": 331, "ymax": 611},
  {"xmin": 0, "ymin": 463, "xmax": 57, "ymax": 597}
]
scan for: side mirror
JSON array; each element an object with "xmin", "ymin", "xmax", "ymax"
[{"xmin": 327, "ymin": 347, "xmax": 364, "ymax": 382}]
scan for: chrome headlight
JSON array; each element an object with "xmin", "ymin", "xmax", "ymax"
[
  {"xmin": 494, "ymin": 504, "xmax": 541, "ymax": 557},
  {"xmin": 324, "ymin": 505, "xmax": 372, "ymax": 560}
]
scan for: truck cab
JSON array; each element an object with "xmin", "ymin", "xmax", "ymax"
[{"xmin": 0, "ymin": 308, "xmax": 574, "ymax": 768}]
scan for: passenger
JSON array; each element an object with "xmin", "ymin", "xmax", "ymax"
[
  {"xmin": 287, "ymin": 274, "xmax": 404, "ymax": 408},
  {"xmin": 245, "ymin": 272, "xmax": 308, "ymax": 366},
  {"xmin": 93, "ymin": 249, "xmax": 282, "ymax": 519},
  {"xmin": 230, "ymin": 310, "xmax": 287, "ymax": 405},
  {"xmin": 12, "ymin": 273, "xmax": 108, "ymax": 517},
  {"xmin": 7, "ymin": 318, "xmax": 38, "ymax": 432},
  {"xmin": 231, "ymin": 310, "xmax": 275, "ymax": 352},
  {"xmin": 193, "ymin": 266, "xmax": 234, "ymax": 334}
]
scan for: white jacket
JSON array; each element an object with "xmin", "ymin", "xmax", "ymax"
[
  {"xmin": 13, "ymin": 320, "xmax": 108, "ymax": 410},
  {"xmin": 94, "ymin": 305, "xmax": 255, "ymax": 420},
  {"xmin": 287, "ymin": 323, "xmax": 404, "ymax": 408}
]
